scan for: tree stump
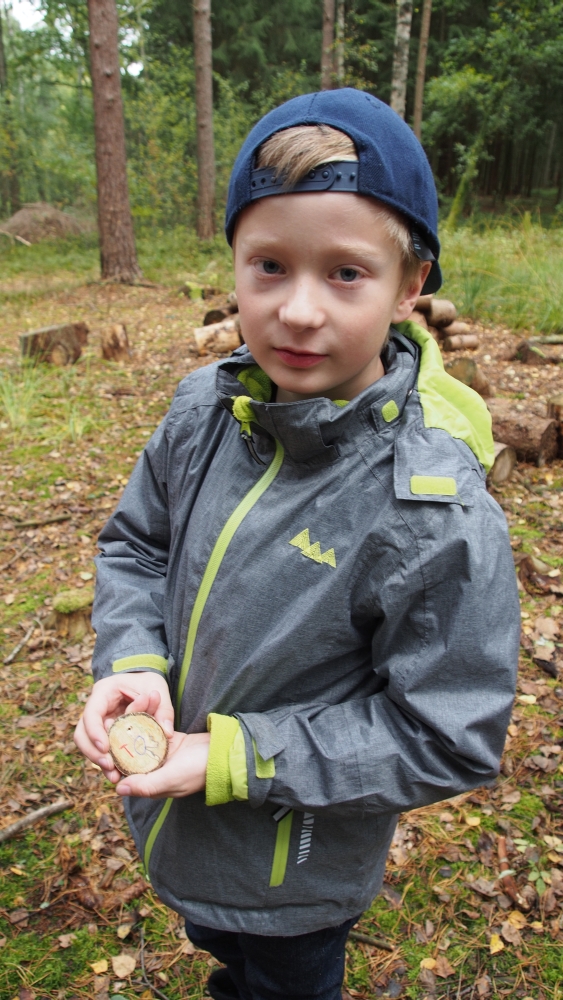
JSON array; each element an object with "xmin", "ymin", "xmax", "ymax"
[
  {"xmin": 487, "ymin": 441, "xmax": 517, "ymax": 485},
  {"xmin": 52, "ymin": 587, "xmax": 94, "ymax": 640},
  {"xmin": 487, "ymin": 399, "xmax": 558, "ymax": 465},
  {"xmin": 427, "ymin": 299, "xmax": 457, "ymax": 328},
  {"xmin": 194, "ymin": 317, "xmax": 242, "ymax": 355},
  {"xmin": 547, "ymin": 392, "xmax": 563, "ymax": 457},
  {"xmin": 20, "ymin": 323, "xmax": 89, "ymax": 365},
  {"xmin": 508, "ymin": 340, "xmax": 556, "ymax": 365},
  {"xmin": 101, "ymin": 323, "xmax": 131, "ymax": 362}
]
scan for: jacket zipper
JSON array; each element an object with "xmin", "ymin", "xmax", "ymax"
[{"xmin": 143, "ymin": 439, "xmax": 285, "ymax": 878}]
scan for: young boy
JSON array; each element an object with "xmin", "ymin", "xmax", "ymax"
[{"xmin": 75, "ymin": 89, "xmax": 519, "ymax": 1000}]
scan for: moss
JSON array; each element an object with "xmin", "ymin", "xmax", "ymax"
[{"xmin": 53, "ymin": 587, "xmax": 94, "ymax": 614}]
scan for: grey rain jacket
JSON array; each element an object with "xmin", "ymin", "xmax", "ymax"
[{"xmin": 92, "ymin": 324, "xmax": 520, "ymax": 935}]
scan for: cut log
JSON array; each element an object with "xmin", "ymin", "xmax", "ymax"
[
  {"xmin": 415, "ymin": 293, "xmax": 434, "ymax": 314},
  {"xmin": 20, "ymin": 322, "xmax": 89, "ymax": 365},
  {"xmin": 487, "ymin": 441, "xmax": 517, "ymax": 485},
  {"xmin": 226, "ymin": 291, "xmax": 238, "ymax": 313},
  {"xmin": 194, "ymin": 316, "xmax": 242, "ymax": 356},
  {"xmin": 101, "ymin": 323, "xmax": 131, "ymax": 362},
  {"xmin": 108, "ymin": 712, "xmax": 168, "ymax": 775},
  {"xmin": 444, "ymin": 357, "xmax": 492, "ymax": 396},
  {"xmin": 548, "ymin": 391, "xmax": 563, "ymax": 457},
  {"xmin": 52, "ymin": 587, "xmax": 94, "ymax": 640},
  {"xmin": 428, "ymin": 299, "xmax": 457, "ymax": 328},
  {"xmin": 410, "ymin": 309, "xmax": 429, "ymax": 330},
  {"xmin": 439, "ymin": 320, "xmax": 471, "ymax": 339},
  {"xmin": 443, "ymin": 333, "xmax": 479, "ymax": 351},
  {"xmin": 203, "ymin": 308, "xmax": 229, "ymax": 326},
  {"xmin": 509, "ymin": 339, "xmax": 555, "ymax": 365},
  {"xmin": 486, "ymin": 399, "xmax": 558, "ymax": 465}
]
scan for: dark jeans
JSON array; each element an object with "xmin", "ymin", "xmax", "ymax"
[{"xmin": 185, "ymin": 915, "xmax": 359, "ymax": 1000}]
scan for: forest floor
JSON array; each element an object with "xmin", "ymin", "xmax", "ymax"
[{"xmin": 0, "ymin": 248, "xmax": 562, "ymax": 1000}]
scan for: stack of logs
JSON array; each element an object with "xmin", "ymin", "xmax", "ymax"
[{"xmin": 412, "ymin": 295, "xmax": 479, "ymax": 352}]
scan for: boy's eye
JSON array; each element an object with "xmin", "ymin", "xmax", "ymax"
[
  {"xmin": 337, "ymin": 267, "xmax": 360, "ymax": 283},
  {"xmin": 260, "ymin": 260, "xmax": 282, "ymax": 275}
]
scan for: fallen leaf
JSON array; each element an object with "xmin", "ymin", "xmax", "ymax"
[
  {"xmin": 534, "ymin": 616, "xmax": 559, "ymax": 638},
  {"xmin": 418, "ymin": 968, "xmax": 436, "ymax": 991},
  {"xmin": 8, "ymin": 908, "xmax": 29, "ymax": 924},
  {"xmin": 117, "ymin": 923, "xmax": 133, "ymax": 940},
  {"xmin": 58, "ymin": 933, "xmax": 76, "ymax": 948},
  {"xmin": 105, "ymin": 857, "xmax": 125, "ymax": 871},
  {"xmin": 79, "ymin": 571, "xmax": 93, "ymax": 580},
  {"xmin": 501, "ymin": 789, "xmax": 521, "ymax": 805},
  {"xmin": 178, "ymin": 939, "xmax": 196, "ymax": 955},
  {"xmin": 90, "ymin": 959, "xmax": 108, "ymax": 974},
  {"xmin": 420, "ymin": 958, "xmax": 437, "ymax": 970},
  {"xmin": 0, "ymin": 937, "xmax": 6, "ymax": 948},
  {"xmin": 435, "ymin": 955, "xmax": 455, "ymax": 978},
  {"xmin": 506, "ymin": 910, "xmax": 527, "ymax": 929},
  {"xmin": 10, "ymin": 867, "xmax": 26, "ymax": 876},
  {"xmin": 111, "ymin": 953, "xmax": 136, "ymax": 977},
  {"xmin": 465, "ymin": 815, "xmax": 481, "ymax": 827},
  {"xmin": 469, "ymin": 877, "xmax": 498, "ymax": 897},
  {"xmin": 518, "ymin": 694, "xmax": 537, "ymax": 705},
  {"xmin": 4, "ymin": 593, "xmax": 15, "ymax": 605},
  {"xmin": 389, "ymin": 845, "xmax": 409, "ymax": 866},
  {"xmin": 489, "ymin": 933, "xmax": 504, "ymax": 954},
  {"xmin": 476, "ymin": 975, "xmax": 492, "ymax": 997},
  {"xmin": 500, "ymin": 921, "xmax": 522, "ymax": 945}
]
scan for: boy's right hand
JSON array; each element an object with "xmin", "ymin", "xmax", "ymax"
[{"xmin": 74, "ymin": 673, "xmax": 174, "ymax": 784}]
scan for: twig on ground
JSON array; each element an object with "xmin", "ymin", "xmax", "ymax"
[
  {"xmin": 139, "ymin": 924, "xmax": 172, "ymax": 1000},
  {"xmin": 0, "ymin": 544, "xmax": 33, "ymax": 572},
  {"xmin": 13, "ymin": 513, "xmax": 72, "ymax": 529},
  {"xmin": 4, "ymin": 623, "xmax": 34, "ymax": 665},
  {"xmin": 0, "ymin": 799, "xmax": 72, "ymax": 844},
  {"xmin": 0, "ymin": 229, "xmax": 32, "ymax": 246},
  {"xmin": 348, "ymin": 930, "xmax": 393, "ymax": 951}
]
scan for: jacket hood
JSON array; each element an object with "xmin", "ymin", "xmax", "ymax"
[{"xmin": 216, "ymin": 323, "xmax": 495, "ymax": 472}]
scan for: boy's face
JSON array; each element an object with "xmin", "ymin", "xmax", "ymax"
[{"xmin": 234, "ymin": 192, "xmax": 431, "ymax": 402}]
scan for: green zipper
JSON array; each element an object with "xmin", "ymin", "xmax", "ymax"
[
  {"xmin": 143, "ymin": 439, "xmax": 285, "ymax": 877},
  {"xmin": 269, "ymin": 810, "xmax": 294, "ymax": 887}
]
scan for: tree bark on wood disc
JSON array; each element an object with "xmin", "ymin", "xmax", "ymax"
[
  {"xmin": 321, "ymin": 0, "xmax": 336, "ymax": 90},
  {"xmin": 193, "ymin": 0, "xmax": 215, "ymax": 239},
  {"xmin": 487, "ymin": 399, "xmax": 558, "ymax": 465},
  {"xmin": 390, "ymin": 0, "xmax": 413, "ymax": 119},
  {"xmin": 87, "ymin": 0, "xmax": 142, "ymax": 283}
]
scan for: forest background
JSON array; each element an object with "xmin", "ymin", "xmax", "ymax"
[{"xmin": 1, "ymin": 0, "xmax": 563, "ymax": 236}]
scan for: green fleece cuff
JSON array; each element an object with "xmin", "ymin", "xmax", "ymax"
[
  {"xmin": 112, "ymin": 654, "xmax": 168, "ymax": 674},
  {"xmin": 229, "ymin": 727, "xmax": 249, "ymax": 801},
  {"xmin": 206, "ymin": 714, "xmax": 241, "ymax": 805}
]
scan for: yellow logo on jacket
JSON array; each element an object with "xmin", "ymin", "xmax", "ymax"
[{"xmin": 289, "ymin": 529, "xmax": 336, "ymax": 568}]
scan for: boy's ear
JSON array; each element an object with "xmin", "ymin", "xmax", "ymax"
[{"xmin": 391, "ymin": 261, "xmax": 432, "ymax": 324}]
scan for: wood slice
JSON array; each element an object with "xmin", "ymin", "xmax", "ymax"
[
  {"xmin": 101, "ymin": 323, "xmax": 131, "ymax": 362},
  {"xmin": 194, "ymin": 317, "xmax": 242, "ymax": 356},
  {"xmin": 410, "ymin": 309, "xmax": 429, "ymax": 330},
  {"xmin": 415, "ymin": 293, "xmax": 434, "ymax": 314},
  {"xmin": 486, "ymin": 399, "xmax": 558, "ymax": 465},
  {"xmin": 439, "ymin": 320, "xmax": 471, "ymax": 339},
  {"xmin": 428, "ymin": 299, "xmax": 457, "ymax": 328},
  {"xmin": 487, "ymin": 441, "xmax": 517, "ymax": 485},
  {"xmin": 108, "ymin": 713, "xmax": 168, "ymax": 776},
  {"xmin": 444, "ymin": 357, "xmax": 492, "ymax": 397},
  {"xmin": 20, "ymin": 322, "xmax": 89, "ymax": 365},
  {"xmin": 443, "ymin": 333, "xmax": 479, "ymax": 351}
]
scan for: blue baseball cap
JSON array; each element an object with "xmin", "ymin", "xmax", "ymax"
[{"xmin": 225, "ymin": 88, "xmax": 442, "ymax": 294}]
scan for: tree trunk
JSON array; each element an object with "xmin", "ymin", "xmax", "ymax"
[
  {"xmin": 487, "ymin": 399, "xmax": 558, "ymax": 466},
  {"xmin": 445, "ymin": 135, "xmax": 483, "ymax": 229},
  {"xmin": 0, "ymin": 8, "xmax": 7, "ymax": 91},
  {"xmin": 321, "ymin": 0, "xmax": 335, "ymax": 91},
  {"xmin": 335, "ymin": 0, "xmax": 345, "ymax": 86},
  {"xmin": 390, "ymin": 0, "xmax": 413, "ymax": 119},
  {"xmin": 87, "ymin": 0, "xmax": 142, "ymax": 283},
  {"xmin": 412, "ymin": 0, "xmax": 431, "ymax": 140},
  {"xmin": 193, "ymin": 0, "xmax": 215, "ymax": 239}
]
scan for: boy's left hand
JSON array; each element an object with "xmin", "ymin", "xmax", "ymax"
[{"xmin": 111, "ymin": 730, "xmax": 211, "ymax": 799}]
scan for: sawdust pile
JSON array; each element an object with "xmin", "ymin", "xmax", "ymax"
[{"xmin": 1, "ymin": 202, "xmax": 87, "ymax": 243}]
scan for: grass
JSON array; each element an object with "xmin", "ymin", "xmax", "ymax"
[{"xmin": 0, "ymin": 224, "xmax": 562, "ymax": 999}]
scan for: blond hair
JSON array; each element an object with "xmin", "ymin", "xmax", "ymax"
[{"xmin": 256, "ymin": 125, "xmax": 422, "ymax": 287}]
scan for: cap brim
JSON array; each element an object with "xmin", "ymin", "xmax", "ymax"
[{"xmin": 421, "ymin": 260, "xmax": 442, "ymax": 295}]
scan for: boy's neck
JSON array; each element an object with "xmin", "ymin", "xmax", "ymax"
[{"xmin": 275, "ymin": 353, "xmax": 385, "ymax": 404}]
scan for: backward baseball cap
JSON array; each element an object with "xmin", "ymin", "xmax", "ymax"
[{"xmin": 225, "ymin": 88, "xmax": 442, "ymax": 295}]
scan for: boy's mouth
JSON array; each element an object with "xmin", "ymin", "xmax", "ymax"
[{"xmin": 274, "ymin": 347, "xmax": 328, "ymax": 369}]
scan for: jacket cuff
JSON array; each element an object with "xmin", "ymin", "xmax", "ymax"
[
  {"xmin": 206, "ymin": 714, "xmax": 241, "ymax": 805},
  {"xmin": 112, "ymin": 654, "xmax": 168, "ymax": 675}
]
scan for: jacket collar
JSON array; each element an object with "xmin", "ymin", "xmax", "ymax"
[{"xmin": 215, "ymin": 332, "xmax": 418, "ymax": 465}]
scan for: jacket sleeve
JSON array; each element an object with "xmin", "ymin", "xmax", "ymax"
[
  {"xmin": 230, "ymin": 492, "xmax": 520, "ymax": 815},
  {"xmin": 91, "ymin": 419, "xmax": 171, "ymax": 681}
]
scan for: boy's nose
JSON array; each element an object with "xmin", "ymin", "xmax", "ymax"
[{"xmin": 278, "ymin": 279, "xmax": 325, "ymax": 333}]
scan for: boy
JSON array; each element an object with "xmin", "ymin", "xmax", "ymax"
[{"xmin": 75, "ymin": 89, "xmax": 519, "ymax": 1000}]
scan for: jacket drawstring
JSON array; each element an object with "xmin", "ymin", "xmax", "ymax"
[{"xmin": 232, "ymin": 395, "xmax": 266, "ymax": 465}]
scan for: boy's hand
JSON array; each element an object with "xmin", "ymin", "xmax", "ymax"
[
  {"xmin": 114, "ymin": 731, "xmax": 210, "ymax": 799},
  {"xmin": 74, "ymin": 672, "xmax": 175, "ymax": 783}
]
